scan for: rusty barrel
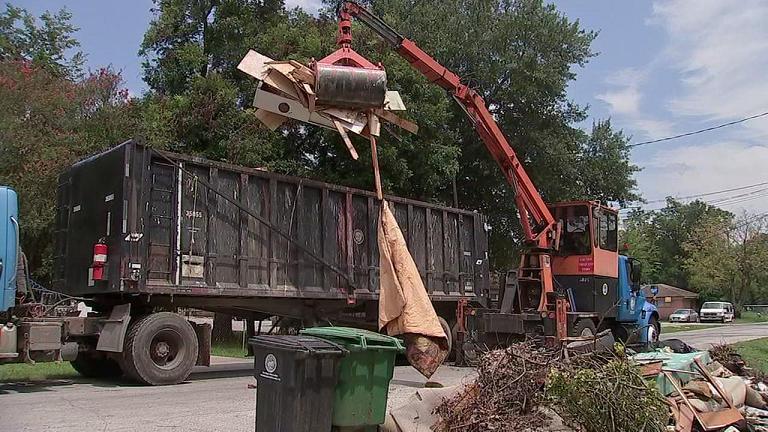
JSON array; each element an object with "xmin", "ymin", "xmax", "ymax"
[{"xmin": 315, "ymin": 64, "xmax": 387, "ymax": 108}]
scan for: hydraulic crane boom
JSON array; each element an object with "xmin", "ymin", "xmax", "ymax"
[{"xmin": 339, "ymin": 1, "xmax": 558, "ymax": 249}]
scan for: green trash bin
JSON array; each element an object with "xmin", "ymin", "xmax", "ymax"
[{"xmin": 300, "ymin": 326, "xmax": 405, "ymax": 427}]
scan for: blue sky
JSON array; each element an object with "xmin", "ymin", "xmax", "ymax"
[{"xmin": 14, "ymin": 0, "xmax": 768, "ymax": 215}]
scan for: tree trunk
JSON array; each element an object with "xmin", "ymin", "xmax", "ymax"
[{"xmin": 212, "ymin": 313, "xmax": 234, "ymax": 343}]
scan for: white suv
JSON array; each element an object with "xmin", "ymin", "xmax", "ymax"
[{"xmin": 699, "ymin": 302, "xmax": 735, "ymax": 323}]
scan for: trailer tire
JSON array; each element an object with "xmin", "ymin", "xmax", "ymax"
[
  {"xmin": 121, "ymin": 312, "xmax": 198, "ymax": 386},
  {"xmin": 71, "ymin": 350, "xmax": 123, "ymax": 379},
  {"xmin": 569, "ymin": 319, "xmax": 597, "ymax": 338}
]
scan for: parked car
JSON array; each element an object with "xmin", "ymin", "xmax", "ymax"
[
  {"xmin": 699, "ymin": 302, "xmax": 735, "ymax": 323},
  {"xmin": 669, "ymin": 308, "xmax": 699, "ymax": 323}
]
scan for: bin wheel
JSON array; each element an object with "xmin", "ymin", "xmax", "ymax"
[
  {"xmin": 437, "ymin": 317, "xmax": 453, "ymax": 355},
  {"xmin": 121, "ymin": 312, "xmax": 198, "ymax": 386},
  {"xmin": 71, "ymin": 350, "xmax": 123, "ymax": 379}
]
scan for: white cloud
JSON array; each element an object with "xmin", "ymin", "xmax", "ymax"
[
  {"xmin": 652, "ymin": 0, "xmax": 768, "ymax": 137},
  {"xmin": 595, "ymin": 67, "xmax": 673, "ymax": 140},
  {"xmin": 638, "ymin": 141, "xmax": 768, "ymax": 214}
]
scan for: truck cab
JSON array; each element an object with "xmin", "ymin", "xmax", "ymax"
[{"xmin": 0, "ymin": 186, "xmax": 19, "ymax": 313}]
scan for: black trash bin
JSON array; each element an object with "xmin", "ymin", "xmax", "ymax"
[{"xmin": 249, "ymin": 335, "xmax": 347, "ymax": 432}]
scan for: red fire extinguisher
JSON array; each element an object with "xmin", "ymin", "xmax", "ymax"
[{"xmin": 91, "ymin": 238, "xmax": 108, "ymax": 281}]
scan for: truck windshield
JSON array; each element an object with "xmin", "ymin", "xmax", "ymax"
[
  {"xmin": 557, "ymin": 205, "xmax": 591, "ymax": 255},
  {"xmin": 702, "ymin": 302, "xmax": 726, "ymax": 309}
]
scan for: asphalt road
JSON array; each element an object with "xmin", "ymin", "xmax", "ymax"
[
  {"xmin": 660, "ymin": 322, "xmax": 768, "ymax": 348},
  {"xmin": 0, "ymin": 361, "xmax": 475, "ymax": 432}
]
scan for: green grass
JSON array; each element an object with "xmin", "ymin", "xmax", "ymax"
[
  {"xmin": 736, "ymin": 311, "xmax": 768, "ymax": 324},
  {"xmin": 0, "ymin": 361, "xmax": 78, "ymax": 382},
  {"xmin": 662, "ymin": 323, "xmax": 722, "ymax": 334},
  {"xmin": 211, "ymin": 337, "xmax": 249, "ymax": 358},
  {"xmin": 0, "ymin": 335, "xmax": 250, "ymax": 383},
  {"xmin": 733, "ymin": 337, "xmax": 768, "ymax": 375}
]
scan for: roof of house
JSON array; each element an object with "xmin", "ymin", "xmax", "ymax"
[{"xmin": 641, "ymin": 283, "xmax": 698, "ymax": 299}]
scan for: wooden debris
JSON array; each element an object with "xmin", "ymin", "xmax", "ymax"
[
  {"xmin": 237, "ymin": 50, "xmax": 273, "ymax": 80},
  {"xmin": 374, "ymin": 109, "xmax": 419, "ymax": 134},
  {"xmin": 253, "ymin": 109, "xmax": 287, "ymax": 131},
  {"xmin": 370, "ymin": 136, "xmax": 382, "ymax": 199},
  {"xmin": 333, "ymin": 119, "xmax": 359, "ymax": 160}
]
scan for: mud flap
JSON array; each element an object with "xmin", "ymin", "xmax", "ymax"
[
  {"xmin": 96, "ymin": 303, "xmax": 131, "ymax": 352},
  {"xmin": 192, "ymin": 322, "xmax": 211, "ymax": 366}
]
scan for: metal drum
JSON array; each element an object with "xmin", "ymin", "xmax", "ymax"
[{"xmin": 315, "ymin": 64, "xmax": 387, "ymax": 108}]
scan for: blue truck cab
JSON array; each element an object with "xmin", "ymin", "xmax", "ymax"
[
  {"xmin": 616, "ymin": 254, "xmax": 659, "ymax": 343},
  {"xmin": 0, "ymin": 186, "xmax": 19, "ymax": 313}
]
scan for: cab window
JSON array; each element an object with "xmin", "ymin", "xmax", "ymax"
[
  {"xmin": 557, "ymin": 205, "xmax": 591, "ymax": 255},
  {"xmin": 595, "ymin": 210, "xmax": 618, "ymax": 251}
]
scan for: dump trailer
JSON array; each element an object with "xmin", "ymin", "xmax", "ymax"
[{"xmin": 0, "ymin": 140, "xmax": 490, "ymax": 384}]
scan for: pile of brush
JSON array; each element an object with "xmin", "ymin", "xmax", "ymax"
[{"xmin": 432, "ymin": 341, "xmax": 560, "ymax": 431}]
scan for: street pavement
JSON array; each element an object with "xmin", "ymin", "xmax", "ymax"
[
  {"xmin": 1, "ymin": 323, "xmax": 765, "ymax": 431},
  {"xmin": 660, "ymin": 322, "xmax": 768, "ymax": 348},
  {"xmin": 0, "ymin": 359, "xmax": 475, "ymax": 432}
]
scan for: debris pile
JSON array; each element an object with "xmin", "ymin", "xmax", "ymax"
[
  {"xmin": 432, "ymin": 341, "xmax": 560, "ymax": 431},
  {"xmin": 547, "ymin": 353, "xmax": 670, "ymax": 432}
]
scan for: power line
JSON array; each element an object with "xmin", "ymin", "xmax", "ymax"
[
  {"xmin": 644, "ymin": 180, "xmax": 768, "ymax": 204},
  {"xmin": 628, "ymin": 110, "xmax": 768, "ymax": 148}
]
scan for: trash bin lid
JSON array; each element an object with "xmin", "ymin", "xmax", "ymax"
[
  {"xmin": 300, "ymin": 327, "xmax": 404, "ymax": 352},
  {"xmin": 248, "ymin": 335, "xmax": 347, "ymax": 356}
]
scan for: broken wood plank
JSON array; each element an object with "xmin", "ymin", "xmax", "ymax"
[
  {"xmin": 370, "ymin": 135, "xmax": 382, "ymax": 200},
  {"xmin": 333, "ymin": 119, "xmax": 359, "ymax": 160},
  {"xmin": 262, "ymin": 69, "xmax": 300, "ymax": 100},
  {"xmin": 374, "ymin": 108, "xmax": 419, "ymax": 134},
  {"xmin": 368, "ymin": 112, "xmax": 381, "ymax": 137},
  {"xmin": 384, "ymin": 90, "xmax": 406, "ymax": 111},
  {"xmin": 253, "ymin": 108, "xmax": 287, "ymax": 131},
  {"xmin": 237, "ymin": 50, "xmax": 274, "ymax": 80},
  {"xmin": 252, "ymin": 85, "xmax": 335, "ymax": 130},
  {"xmin": 290, "ymin": 62, "xmax": 316, "ymax": 86},
  {"xmin": 302, "ymin": 83, "xmax": 316, "ymax": 112},
  {"xmin": 323, "ymin": 108, "xmax": 367, "ymax": 134},
  {"xmin": 267, "ymin": 63, "xmax": 297, "ymax": 78}
]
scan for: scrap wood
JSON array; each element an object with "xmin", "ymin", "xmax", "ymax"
[
  {"xmin": 333, "ymin": 119, "xmax": 359, "ymax": 160},
  {"xmin": 262, "ymin": 69, "xmax": 300, "ymax": 99},
  {"xmin": 374, "ymin": 108, "xmax": 419, "ymax": 134},
  {"xmin": 370, "ymin": 136, "xmax": 382, "ymax": 199},
  {"xmin": 253, "ymin": 109, "xmax": 287, "ymax": 131},
  {"xmin": 237, "ymin": 50, "xmax": 273, "ymax": 79}
]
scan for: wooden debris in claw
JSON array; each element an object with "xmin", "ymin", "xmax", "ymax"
[{"xmin": 333, "ymin": 119, "xmax": 359, "ymax": 160}]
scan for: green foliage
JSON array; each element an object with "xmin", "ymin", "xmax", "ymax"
[
  {"xmin": 684, "ymin": 213, "xmax": 768, "ymax": 307},
  {"xmin": 621, "ymin": 199, "xmax": 733, "ymax": 289},
  {"xmin": 0, "ymin": 3, "xmax": 84, "ymax": 78},
  {"xmin": 0, "ymin": 60, "xmax": 139, "ymax": 281},
  {"xmin": 547, "ymin": 359, "xmax": 669, "ymax": 432}
]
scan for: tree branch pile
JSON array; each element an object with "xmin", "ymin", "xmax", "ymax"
[
  {"xmin": 547, "ymin": 353, "xmax": 670, "ymax": 432},
  {"xmin": 432, "ymin": 341, "xmax": 560, "ymax": 431},
  {"xmin": 432, "ymin": 343, "xmax": 670, "ymax": 432}
]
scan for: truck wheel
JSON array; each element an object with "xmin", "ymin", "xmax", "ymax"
[
  {"xmin": 71, "ymin": 350, "xmax": 123, "ymax": 379},
  {"xmin": 569, "ymin": 319, "xmax": 596, "ymax": 338},
  {"xmin": 121, "ymin": 313, "xmax": 198, "ymax": 386},
  {"xmin": 647, "ymin": 316, "xmax": 660, "ymax": 343}
]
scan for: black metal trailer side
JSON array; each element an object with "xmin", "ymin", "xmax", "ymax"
[{"xmin": 49, "ymin": 140, "xmax": 490, "ymax": 384}]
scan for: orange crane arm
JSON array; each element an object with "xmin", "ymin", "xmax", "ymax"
[{"xmin": 340, "ymin": 2, "xmax": 557, "ymax": 248}]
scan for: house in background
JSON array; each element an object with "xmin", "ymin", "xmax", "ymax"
[{"xmin": 641, "ymin": 284, "xmax": 699, "ymax": 320}]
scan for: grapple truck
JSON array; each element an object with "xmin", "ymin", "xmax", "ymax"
[{"xmin": 280, "ymin": 1, "xmax": 660, "ymax": 355}]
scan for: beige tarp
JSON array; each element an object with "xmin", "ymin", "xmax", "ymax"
[
  {"xmin": 378, "ymin": 200, "xmax": 447, "ymax": 377},
  {"xmin": 378, "ymin": 200, "xmax": 446, "ymax": 339}
]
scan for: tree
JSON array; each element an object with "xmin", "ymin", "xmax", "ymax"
[
  {"xmin": 685, "ymin": 213, "xmax": 768, "ymax": 308},
  {"xmin": 620, "ymin": 210, "xmax": 662, "ymax": 283},
  {"xmin": 0, "ymin": 5, "xmax": 139, "ymax": 281},
  {"xmin": 0, "ymin": 4, "xmax": 84, "ymax": 78}
]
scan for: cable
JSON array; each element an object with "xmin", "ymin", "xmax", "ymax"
[
  {"xmin": 628, "ymin": 111, "xmax": 768, "ymax": 148},
  {"xmin": 644, "ymin": 181, "xmax": 768, "ymax": 204}
]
